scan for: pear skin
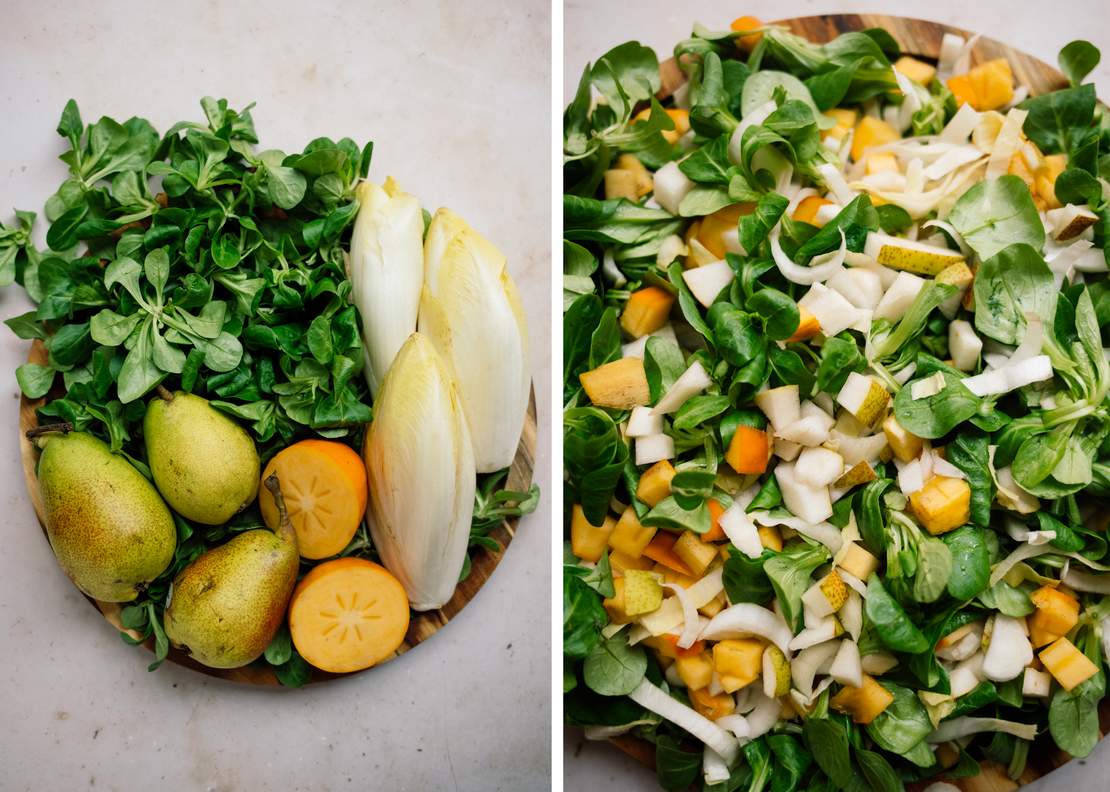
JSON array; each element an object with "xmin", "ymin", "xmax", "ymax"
[
  {"xmin": 164, "ymin": 475, "xmax": 299, "ymax": 668},
  {"xmin": 144, "ymin": 390, "xmax": 260, "ymax": 525},
  {"xmin": 37, "ymin": 430, "xmax": 176, "ymax": 602}
]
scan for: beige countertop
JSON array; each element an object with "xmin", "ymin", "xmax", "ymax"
[
  {"xmin": 0, "ymin": 1, "xmax": 551, "ymax": 790},
  {"xmin": 563, "ymin": 0, "xmax": 1110, "ymax": 789}
]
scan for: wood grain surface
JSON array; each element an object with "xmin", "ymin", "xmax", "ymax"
[
  {"xmin": 614, "ymin": 13, "xmax": 1099, "ymax": 792},
  {"xmin": 20, "ymin": 339, "xmax": 537, "ymax": 686}
]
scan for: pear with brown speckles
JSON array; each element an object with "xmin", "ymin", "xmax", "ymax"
[
  {"xmin": 37, "ymin": 431, "xmax": 176, "ymax": 602},
  {"xmin": 164, "ymin": 476, "xmax": 299, "ymax": 668},
  {"xmin": 144, "ymin": 390, "xmax": 260, "ymax": 525}
]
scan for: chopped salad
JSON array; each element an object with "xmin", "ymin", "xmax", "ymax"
[{"xmin": 564, "ymin": 16, "xmax": 1110, "ymax": 791}]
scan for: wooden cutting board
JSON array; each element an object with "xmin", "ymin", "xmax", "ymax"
[
  {"xmin": 19, "ymin": 339, "xmax": 537, "ymax": 685},
  {"xmin": 604, "ymin": 13, "xmax": 1106, "ymax": 792}
]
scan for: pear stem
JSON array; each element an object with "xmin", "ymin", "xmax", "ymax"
[
  {"xmin": 25, "ymin": 422, "xmax": 74, "ymax": 439},
  {"xmin": 156, "ymin": 385, "xmax": 174, "ymax": 402},
  {"xmin": 263, "ymin": 474, "xmax": 297, "ymax": 544}
]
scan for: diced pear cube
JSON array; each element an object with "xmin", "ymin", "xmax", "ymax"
[
  {"xmin": 762, "ymin": 645, "xmax": 792, "ymax": 697},
  {"xmin": 673, "ymin": 531, "xmax": 718, "ymax": 577},
  {"xmin": 1023, "ymin": 667, "xmax": 1052, "ymax": 698},
  {"xmin": 608, "ymin": 506, "xmax": 657, "ymax": 558},
  {"xmin": 909, "ymin": 476, "xmax": 971, "ymax": 535},
  {"xmin": 623, "ymin": 569, "xmax": 664, "ymax": 617},
  {"xmin": 806, "ymin": 571, "xmax": 849, "ymax": 616},
  {"xmin": 1040, "ymin": 637, "xmax": 1099, "ymax": 692},
  {"xmin": 836, "ymin": 460, "xmax": 878, "ymax": 489},
  {"xmin": 570, "ymin": 504, "xmax": 615, "ymax": 562},
  {"xmin": 836, "ymin": 373, "xmax": 890, "ymax": 428},
  {"xmin": 936, "ymin": 260, "xmax": 974, "ymax": 319}
]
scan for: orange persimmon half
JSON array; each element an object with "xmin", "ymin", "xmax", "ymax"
[
  {"xmin": 288, "ymin": 558, "xmax": 410, "ymax": 673},
  {"xmin": 259, "ymin": 439, "xmax": 369, "ymax": 560}
]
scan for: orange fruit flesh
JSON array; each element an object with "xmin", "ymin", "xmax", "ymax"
[
  {"xmin": 259, "ymin": 440, "xmax": 368, "ymax": 560},
  {"xmin": 288, "ymin": 558, "xmax": 410, "ymax": 673}
]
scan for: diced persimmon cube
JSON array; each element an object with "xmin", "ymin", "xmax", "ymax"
[
  {"xmin": 726, "ymin": 425, "xmax": 771, "ymax": 475},
  {"xmin": 1029, "ymin": 585, "xmax": 1080, "ymax": 648},
  {"xmin": 831, "ymin": 674, "xmax": 894, "ymax": 724},
  {"xmin": 894, "ymin": 56, "xmax": 936, "ymax": 85},
  {"xmin": 580, "ymin": 357, "xmax": 650, "ymax": 410},
  {"xmin": 1040, "ymin": 637, "xmax": 1099, "ymax": 692},
  {"xmin": 570, "ymin": 504, "xmax": 615, "ymax": 562},
  {"xmin": 909, "ymin": 476, "xmax": 971, "ymax": 535},
  {"xmin": 673, "ymin": 531, "xmax": 717, "ymax": 576},
  {"xmin": 676, "ymin": 651, "xmax": 715, "ymax": 690},
  {"xmin": 637, "ymin": 460, "xmax": 676, "ymax": 506},
  {"xmin": 620, "ymin": 287, "xmax": 675, "ymax": 338},
  {"xmin": 609, "ymin": 506, "xmax": 657, "ymax": 559},
  {"xmin": 851, "ymin": 117, "xmax": 899, "ymax": 162}
]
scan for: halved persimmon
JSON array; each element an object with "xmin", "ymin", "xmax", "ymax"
[
  {"xmin": 258, "ymin": 439, "xmax": 369, "ymax": 559},
  {"xmin": 288, "ymin": 558, "xmax": 410, "ymax": 673}
]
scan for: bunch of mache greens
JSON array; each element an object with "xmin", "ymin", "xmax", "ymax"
[
  {"xmin": 2, "ymin": 98, "xmax": 536, "ymax": 685},
  {"xmin": 564, "ymin": 17, "xmax": 1110, "ymax": 792}
]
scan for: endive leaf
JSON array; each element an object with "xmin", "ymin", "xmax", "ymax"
[
  {"xmin": 349, "ymin": 177, "xmax": 424, "ymax": 397},
  {"xmin": 364, "ymin": 333, "xmax": 476, "ymax": 610},
  {"xmin": 420, "ymin": 208, "xmax": 530, "ymax": 472}
]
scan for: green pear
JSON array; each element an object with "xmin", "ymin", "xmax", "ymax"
[
  {"xmin": 164, "ymin": 475, "xmax": 299, "ymax": 668},
  {"xmin": 144, "ymin": 390, "xmax": 259, "ymax": 525},
  {"xmin": 36, "ymin": 429, "xmax": 176, "ymax": 602}
]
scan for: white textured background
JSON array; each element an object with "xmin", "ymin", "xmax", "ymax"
[
  {"xmin": 0, "ymin": 1, "xmax": 551, "ymax": 791},
  {"xmin": 563, "ymin": 0, "xmax": 1110, "ymax": 790}
]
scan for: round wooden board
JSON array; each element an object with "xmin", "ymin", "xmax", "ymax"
[
  {"xmin": 19, "ymin": 339, "xmax": 537, "ymax": 686},
  {"xmin": 603, "ymin": 13, "xmax": 1107, "ymax": 792}
]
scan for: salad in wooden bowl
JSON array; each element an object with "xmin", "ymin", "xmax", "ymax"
[{"xmin": 563, "ymin": 12, "xmax": 1109, "ymax": 791}]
